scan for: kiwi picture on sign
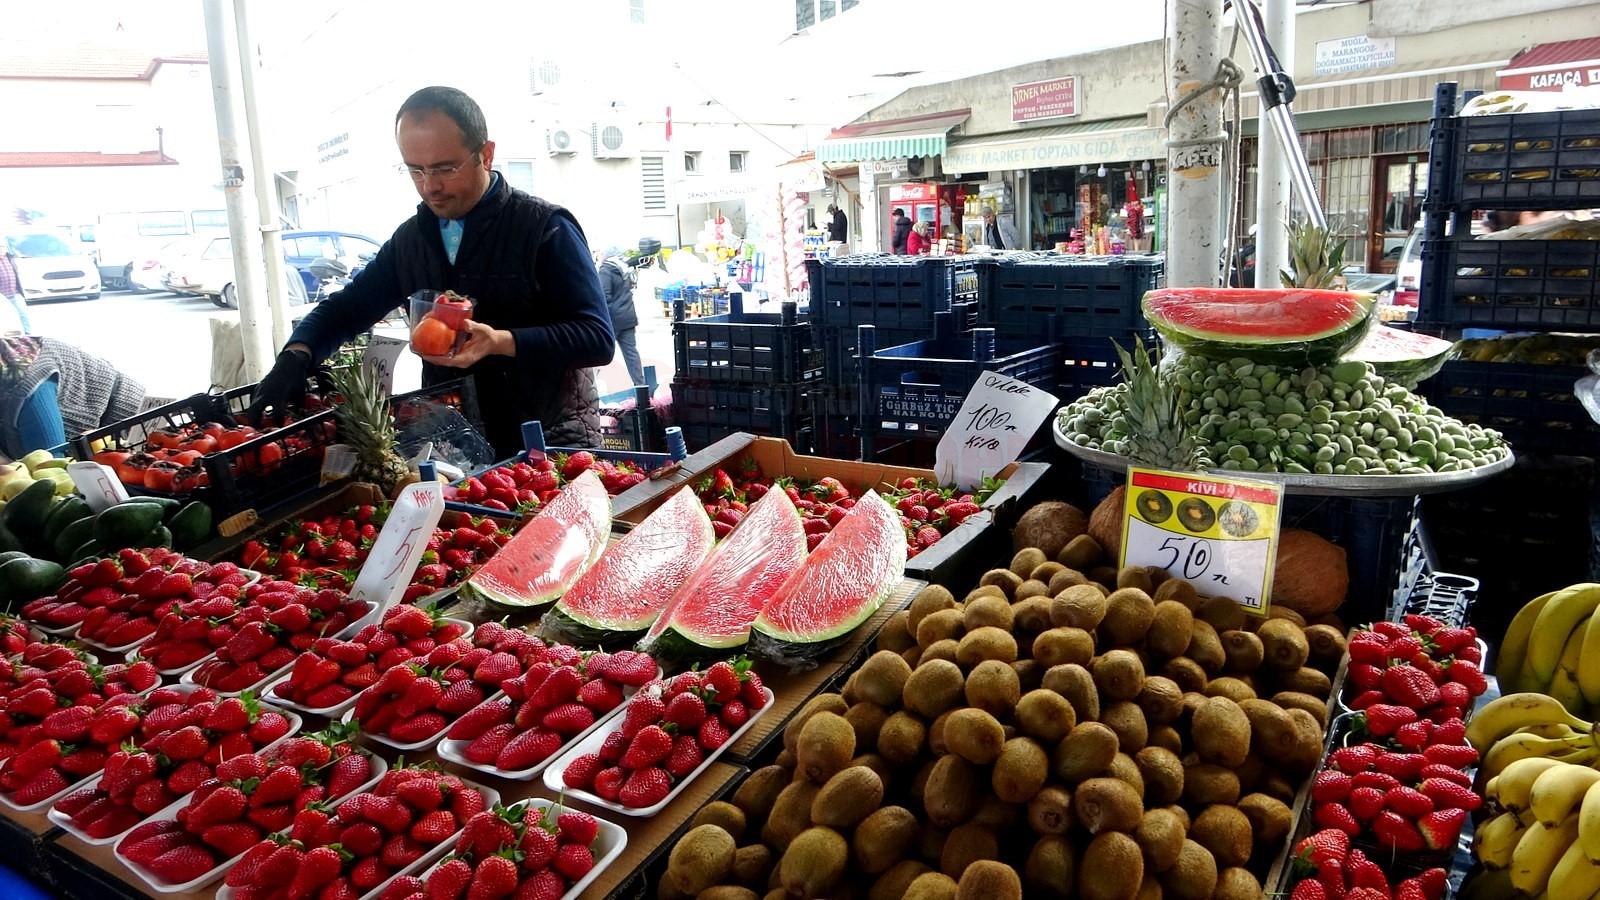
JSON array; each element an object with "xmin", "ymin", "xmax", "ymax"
[
  {"xmin": 1177, "ymin": 498, "xmax": 1216, "ymax": 533},
  {"xmin": 1135, "ymin": 490, "xmax": 1174, "ymax": 525},
  {"xmin": 1217, "ymin": 501, "xmax": 1259, "ymax": 538}
]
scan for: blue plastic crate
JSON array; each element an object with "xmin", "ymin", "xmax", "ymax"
[
  {"xmin": 672, "ymin": 297, "xmax": 822, "ymax": 385},
  {"xmin": 813, "ymin": 254, "xmax": 986, "ymax": 331},
  {"xmin": 980, "ymin": 253, "xmax": 1164, "ymax": 339},
  {"xmin": 1427, "ymin": 359, "xmax": 1600, "ymax": 455}
]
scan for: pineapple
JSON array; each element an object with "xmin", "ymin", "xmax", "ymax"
[
  {"xmin": 328, "ymin": 363, "xmax": 411, "ymax": 494},
  {"xmin": 1112, "ymin": 338, "xmax": 1207, "ymax": 471},
  {"xmin": 1280, "ymin": 221, "xmax": 1348, "ymax": 290}
]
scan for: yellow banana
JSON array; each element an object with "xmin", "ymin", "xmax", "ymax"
[
  {"xmin": 1505, "ymin": 591, "xmax": 1559, "ymax": 684},
  {"xmin": 1579, "ymin": 780, "xmax": 1600, "ymax": 862},
  {"xmin": 1550, "ymin": 841, "xmax": 1600, "ymax": 900},
  {"xmin": 1478, "ymin": 809, "xmax": 1532, "ymax": 868},
  {"xmin": 1526, "ymin": 723, "xmax": 1584, "ymax": 739},
  {"xmin": 1579, "ymin": 605, "xmax": 1600, "ymax": 708},
  {"xmin": 1500, "ymin": 757, "xmax": 1582, "ymax": 812},
  {"xmin": 1552, "ymin": 627, "xmax": 1592, "ymax": 714},
  {"xmin": 1512, "ymin": 815, "xmax": 1580, "ymax": 895},
  {"xmin": 1531, "ymin": 763, "xmax": 1600, "ymax": 826},
  {"xmin": 1529, "ymin": 584, "xmax": 1600, "ymax": 687},
  {"xmin": 1468, "ymin": 692, "xmax": 1595, "ymax": 752},
  {"xmin": 1485, "ymin": 731, "xmax": 1599, "ymax": 780}
]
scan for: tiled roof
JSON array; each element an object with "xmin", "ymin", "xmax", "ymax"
[
  {"xmin": 0, "ymin": 150, "xmax": 177, "ymax": 168},
  {"xmin": 0, "ymin": 46, "xmax": 206, "ymax": 80}
]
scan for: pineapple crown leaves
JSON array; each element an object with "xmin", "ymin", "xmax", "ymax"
[
  {"xmin": 1280, "ymin": 221, "xmax": 1349, "ymax": 289},
  {"xmin": 1110, "ymin": 337, "xmax": 1208, "ymax": 472}
]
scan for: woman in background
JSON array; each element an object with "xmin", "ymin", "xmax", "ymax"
[{"xmin": 906, "ymin": 220, "xmax": 930, "ymax": 256}]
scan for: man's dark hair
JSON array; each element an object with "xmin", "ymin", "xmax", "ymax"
[
  {"xmin": 893, "ymin": 208, "xmax": 906, "ymax": 217},
  {"xmin": 396, "ymin": 86, "xmax": 488, "ymax": 151}
]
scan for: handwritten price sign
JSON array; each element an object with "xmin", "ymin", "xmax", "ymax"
[
  {"xmin": 1119, "ymin": 467, "xmax": 1283, "ymax": 614},
  {"xmin": 67, "ymin": 461, "xmax": 130, "ymax": 513},
  {"xmin": 348, "ymin": 481, "xmax": 445, "ymax": 619},
  {"xmin": 362, "ymin": 335, "xmax": 408, "ymax": 395},
  {"xmin": 935, "ymin": 371, "xmax": 1058, "ymax": 490}
]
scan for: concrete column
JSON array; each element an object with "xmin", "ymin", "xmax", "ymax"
[
  {"xmin": 1254, "ymin": 0, "xmax": 1294, "ymax": 288},
  {"xmin": 233, "ymin": 0, "xmax": 290, "ymax": 350},
  {"xmin": 1165, "ymin": 0, "xmax": 1226, "ymax": 288}
]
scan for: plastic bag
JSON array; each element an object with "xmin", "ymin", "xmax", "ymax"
[{"xmin": 393, "ymin": 399, "xmax": 496, "ymax": 471}]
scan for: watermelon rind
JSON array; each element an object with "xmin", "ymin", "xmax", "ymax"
[
  {"xmin": 1143, "ymin": 287, "xmax": 1377, "ymax": 364},
  {"xmin": 465, "ymin": 470, "xmax": 611, "ymax": 608},
  {"xmin": 536, "ymin": 605, "xmax": 636, "ymax": 648},
  {"xmin": 1347, "ymin": 324, "xmax": 1453, "ymax": 389},
  {"xmin": 748, "ymin": 491, "xmax": 907, "ymax": 672}
]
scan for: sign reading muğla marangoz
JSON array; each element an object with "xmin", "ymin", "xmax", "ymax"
[{"xmin": 1011, "ymin": 76, "xmax": 1079, "ymax": 123}]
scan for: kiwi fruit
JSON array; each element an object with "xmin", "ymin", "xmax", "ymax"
[
  {"xmin": 774, "ymin": 749, "xmax": 796, "ymax": 770},
  {"xmin": 1010, "ymin": 547, "xmax": 1048, "ymax": 579},
  {"xmin": 1303, "ymin": 623, "xmax": 1347, "ymax": 667},
  {"xmin": 733, "ymin": 844, "xmax": 774, "ymax": 885},
  {"xmin": 698, "ymin": 888, "xmax": 758, "ymax": 900},
  {"xmin": 877, "ymin": 711, "xmax": 927, "ymax": 764},
  {"xmin": 1052, "ymin": 584, "xmax": 1109, "ymax": 630},
  {"xmin": 965, "ymin": 584, "xmax": 1007, "ymax": 603},
  {"xmin": 909, "ymin": 759, "xmax": 937, "ymax": 808},
  {"xmin": 1031, "ymin": 561, "xmax": 1068, "ymax": 583},
  {"xmin": 796, "ymin": 712, "xmax": 856, "ymax": 784},
  {"xmin": 1058, "ymin": 532, "xmax": 1103, "ymax": 569},
  {"xmin": 1014, "ymin": 502, "xmax": 1088, "ymax": 558},
  {"xmin": 780, "ymin": 826, "xmax": 849, "ymax": 899},
  {"xmin": 734, "ymin": 766, "xmax": 790, "ymax": 822},
  {"xmin": 1016, "ymin": 689, "xmax": 1076, "ymax": 743},
  {"xmin": 973, "ymin": 796, "xmax": 1019, "ymax": 831},
  {"xmin": 1266, "ymin": 605, "xmax": 1307, "ymax": 627},
  {"xmin": 907, "ymin": 585, "xmax": 957, "ymax": 635},
  {"xmin": 668, "ymin": 824, "xmax": 737, "ymax": 895},
  {"xmin": 1234, "ymin": 754, "xmax": 1266, "ymax": 792},
  {"xmin": 692, "ymin": 801, "xmax": 748, "ymax": 840},
  {"xmin": 1272, "ymin": 691, "xmax": 1329, "ymax": 726},
  {"xmin": 1054, "ymin": 720, "xmax": 1120, "ymax": 784},
  {"xmin": 1025, "ymin": 836, "xmax": 1077, "ymax": 900},
  {"xmin": 917, "ymin": 608, "xmax": 966, "ymax": 649},
  {"xmin": 1013, "ymin": 658, "xmax": 1044, "ymax": 692},
  {"xmin": 1134, "ymin": 746, "xmax": 1185, "ymax": 806},
  {"xmin": 1259, "ymin": 771, "xmax": 1297, "ymax": 804},
  {"xmin": 1204, "ymin": 676, "xmax": 1257, "ymax": 703},
  {"xmin": 1161, "ymin": 839, "xmax": 1218, "ymax": 900},
  {"xmin": 902, "ymin": 646, "xmax": 924, "ymax": 667},
  {"xmin": 978, "ymin": 568, "xmax": 1024, "ymax": 598},
  {"xmin": 1073, "ymin": 777, "xmax": 1144, "ymax": 833},
  {"xmin": 1256, "ymin": 619, "xmax": 1310, "ymax": 671},
  {"xmin": 1028, "ymin": 625, "xmax": 1092, "ymax": 667},
  {"xmin": 811, "ymin": 766, "xmax": 884, "ymax": 829},
  {"xmin": 957, "ymin": 860, "xmax": 1021, "ymax": 900},
  {"xmin": 1160, "ymin": 657, "xmax": 1209, "ymax": 693},
  {"xmin": 1220, "ymin": 630, "xmax": 1264, "ymax": 674},
  {"xmin": 903, "ymin": 659, "xmax": 965, "ymax": 718},
  {"xmin": 1182, "ymin": 763, "xmax": 1241, "ymax": 807},
  {"xmin": 962, "ymin": 595, "xmax": 1014, "ymax": 632},
  {"xmin": 854, "ymin": 805, "xmax": 919, "ymax": 875},
  {"xmin": 1117, "ymin": 566, "xmax": 1157, "ymax": 593},
  {"xmin": 1153, "ymin": 577, "xmax": 1200, "ymax": 610},
  {"xmin": 1100, "ymin": 588, "xmax": 1157, "ymax": 645},
  {"xmin": 1279, "ymin": 666, "xmax": 1333, "ymax": 698},
  {"xmin": 1012, "ymin": 596, "xmax": 1054, "ymax": 634},
  {"xmin": 851, "ymin": 752, "xmax": 895, "ymax": 789},
  {"xmin": 1192, "ymin": 805, "xmax": 1253, "ymax": 867},
  {"xmin": 1079, "ymin": 832, "xmax": 1144, "ymax": 900},
  {"xmin": 1107, "ymin": 752, "xmax": 1146, "ymax": 796},
  {"xmin": 956, "ymin": 626, "xmax": 1018, "ymax": 667},
  {"xmin": 1237, "ymin": 793, "xmax": 1292, "ymax": 846},
  {"xmin": 1134, "ymin": 808, "xmax": 1186, "ymax": 873},
  {"xmin": 763, "ymin": 781, "xmax": 822, "ymax": 850},
  {"xmin": 1135, "ymin": 676, "xmax": 1184, "ymax": 726},
  {"xmin": 943, "ymin": 708, "xmax": 1007, "ymax": 764},
  {"xmin": 927, "ymin": 711, "xmax": 953, "ymax": 756},
  {"xmin": 844, "ymin": 702, "xmax": 891, "ymax": 749},
  {"xmin": 784, "ymin": 694, "xmax": 849, "ymax": 755},
  {"xmin": 1238, "ymin": 699, "xmax": 1297, "ymax": 758},
  {"xmin": 1279, "ymin": 708, "xmax": 1327, "ymax": 775},
  {"xmin": 1185, "ymin": 620, "xmax": 1226, "ymax": 673},
  {"xmin": 1212, "ymin": 867, "xmax": 1264, "ymax": 900},
  {"xmin": 1196, "ymin": 596, "xmax": 1247, "ymax": 632},
  {"xmin": 1148, "ymin": 724, "xmax": 1184, "ymax": 755},
  {"xmin": 856, "ymin": 651, "xmax": 914, "ymax": 707},
  {"xmin": 1028, "ymin": 784, "xmax": 1073, "ymax": 834},
  {"xmin": 1100, "ymin": 701, "xmax": 1149, "ymax": 753},
  {"xmin": 940, "ymin": 823, "xmax": 999, "ymax": 880},
  {"xmin": 963, "ymin": 658, "xmax": 1022, "ymax": 716},
  {"xmin": 1048, "ymin": 568, "xmax": 1091, "ymax": 596},
  {"xmin": 1191, "ymin": 697, "xmax": 1251, "ymax": 767},
  {"xmin": 877, "ymin": 611, "xmax": 915, "ymax": 653},
  {"xmin": 1145, "ymin": 601, "xmax": 1194, "ymax": 659},
  {"xmin": 904, "ymin": 872, "xmax": 960, "ymax": 900},
  {"xmin": 870, "ymin": 861, "xmax": 933, "ymax": 900},
  {"xmin": 1089, "ymin": 566, "xmax": 1120, "ymax": 590},
  {"xmin": 923, "ymin": 755, "xmax": 982, "ymax": 827},
  {"xmin": 1043, "ymin": 663, "xmax": 1101, "ymax": 721},
  {"xmin": 920, "ymin": 639, "xmax": 959, "ymax": 665},
  {"xmin": 1092, "ymin": 649, "xmax": 1147, "ymax": 701},
  {"xmin": 993, "ymin": 737, "xmax": 1050, "ymax": 803}
]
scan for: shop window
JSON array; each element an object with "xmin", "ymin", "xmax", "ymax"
[
  {"xmin": 729, "ymin": 151, "xmax": 747, "ymax": 174},
  {"xmin": 137, "ymin": 211, "xmax": 188, "ymax": 237},
  {"xmin": 684, "ymin": 151, "xmax": 700, "ymax": 174},
  {"xmin": 841, "ymin": 0, "xmax": 858, "ymax": 8},
  {"xmin": 629, "ymin": 0, "xmax": 645, "ymax": 23},
  {"xmin": 795, "ymin": 0, "xmax": 815, "ymax": 30},
  {"xmin": 641, "ymin": 155, "xmax": 668, "ymax": 213},
  {"xmin": 191, "ymin": 210, "xmax": 228, "ymax": 232},
  {"xmin": 820, "ymin": 0, "xmax": 836, "ymax": 19},
  {"xmin": 495, "ymin": 160, "xmax": 535, "ymax": 194}
]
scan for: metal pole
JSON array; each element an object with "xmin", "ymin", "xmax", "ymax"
[
  {"xmin": 1253, "ymin": 0, "xmax": 1293, "ymax": 286},
  {"xmin": 233, "ymin": 0, "xmax": 289, "ymax": 350},
  {"xmin": 1165, "ymin": 0, "xmax": 1226, "ymax": 288},
  {"xmin": 1232, "ymin": 0, "xmax": 1325, "ymax": 229},
  {"xmin": 201, "ymin": 0, "xmax": 271, "ymax": 382}
]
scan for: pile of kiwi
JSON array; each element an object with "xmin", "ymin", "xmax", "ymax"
[{"xmin": 656, "ymin": 500, "xmax": 1348, "ymax": 900}]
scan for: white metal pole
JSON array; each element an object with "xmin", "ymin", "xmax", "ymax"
[
  {"xmin": 1255, "ymin": 0, "xmax": 1294, "ymax": 288},
  {"xmin": 201, "ymin": 0, "xmax": 271, "ymax": 382},
  {"xmin": 233, "ymin": 0, "xmax": 290, "ymax": 350},
  {"xmin": 1165, "ymin": 0, "xmax": 1226, "ymax": 288}
]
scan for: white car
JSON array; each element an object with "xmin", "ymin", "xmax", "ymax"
[
  {"xmin": 5, "ymin": 232, "xmax": 100, "ymax": 302},
  {"xmin": 164, "ymin": 235, "xmax": 307, "ymax": 308}
]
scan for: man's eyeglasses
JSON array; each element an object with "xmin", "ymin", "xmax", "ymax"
[{"xmin": 396, "ymin": 153, "xmax": 479, "ymax": 181}]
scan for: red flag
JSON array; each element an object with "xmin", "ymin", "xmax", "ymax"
[{"xmin": 665, "ymin": 106, "xmax": 672, "ymax": 143}]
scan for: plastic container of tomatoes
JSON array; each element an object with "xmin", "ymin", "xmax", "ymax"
[{"xmin": 408, "ymin": 290, "xmax": 475, "ymax": 357}]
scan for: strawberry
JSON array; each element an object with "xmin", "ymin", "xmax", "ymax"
[
  {"xmin": 350, "ymin": 856, "xmax": 390, "ymax": 890},
  {"xmin": 697, "ymin": 716, "xmax": 731, "ymax": 750},
  {"xmin": 1381, "ymin": 665, "xmax": 1441, "ymax": 708},
  {"xmin": 663, "ymin": 693, "xmax": 706, "ymax": 730},
  {"xmin": 1346, "ymin": 848, "xmax": 1387, "ymax": 893},
  {"xmin": 1446, "ymin": 661, "xmax": 1489, "ymax": 697},
  {"xmin": 1291, "ymin": 882, "xmax": 1328, "ymax": 900},
  {"xmin": 603, "ymin": 651, "xmax": 658, "ymax": 687},
  {"xmin": 147, "ymin": 845, "xmax": 216, "ymax": 885},
  {"xmin": 380, "ymin": 834, "xmax": 425, "ymax": 868},
  {"xmin": 666, "ymin": 734, "xmax": 703, "ymax": 778},
  {"xmin": 459, "ymin": 809, "xmax": 517, "ymax": 858},
  {"xmin": 1412, "ymin": 869, "xmax": 1447, "ymax": 900},
  {"xmin": 1311, "ymin": 771, "xmax": 1352, "ymax": 804},
  {"xmin": 465, "ymin": 724, "xmax": 517, "ymax": 765},
  {"xmin": 1419, "ymin": 764, "xmax": 1473, "ymax": 787},
  {"xmin": 389, "ymin": 712, "xmax": 448, "ymax": 744},
  {"xmin": 703, "ymin": 661, "xmax": 741, "ymax": 704},
  {"xmin": 620, "ymin": 693, "xmax": 665, "ymax": 739},
  {"xmin": 190, "ymin": 785, "xmax": 249, "ymax": 828},
  {"xmin": 576, "ymin": 678, "xmax": 623, "ymax": 713},
  {"xmin": 593, "ymin": 767, "xmax": 626, "ymax": 802},
  {"xmin": 202, "ymin": 822, "xmax": 264, "ymax": 857},
  {"xmin": 447, "ymin": 699, "xmax": 512, "ymax": 741},
  {"xmin": 1418, "ymin": 777, "xmax": 1481, "ymax": 812},
  {"xmin": 1348, "ymin": 786, "xmax": 1385, "ymax": 822},
  {"xmin": 556, "ymin": 810, "xmax": 598, "ymax": 846},
  {"xmin": 427, "ymin": 858, "xmax": 472, "ymax": 900},
  {"xmin": 1313, "ymin": 801, "xmax": 1360, "ymax": 835},
  {"xmin": 498, "ymin": 729, "xmax": 563, "ymax": 771},
  {"xmin": 436, "ymin": 680, "xmax": 486, "ymax": 716},
  {"xmin": 622, "ymin": 725, "xmax": 674, "ymax": 769},
  {"xmin": 1353, "ymin": 771, "xmax": 1402, "ymax": 792},
  {"xmin": 553, "ymin": 841, "xmax": 594, "ymax": 880},
  {"xmin": 1393, "ymin": 719, "xmax": 1433, "ymax": 751},
  {"xmin": 1328, "ymin": 744, "xmax": 1377, "ymax": 774},
  {"xmin": 1372, "ymin": 752, "xmax": 1426, "ymax": 781},
  {"xmin": 1418, "ymin": 807, "xmax": 1467, "ymax": 850},
  {"xmin": 618, "ymin": 766, "xmax": 672, "ymax": 808},
  {"xmin": 1373, "ymin": 811, "xmax": 1425, "ymax": 852},
  {"xmin": 543, "ymin": 702, "xmax": 596, "ymax": 736},
  {"xmin": 1363, "ymin": 705, "xmax": 1419, "ymax": 737},
  {"xmin": 1384, "ymin": 785, "xmax": 1434, "ymax": 818},
  {"xmin": 409, "ymin": 808, "xmax": 458, "ymax": 844},
  {"xmin": 472, "ymin": 854, "xmax": 521, "ymax": 897},
  {"xmin": 217, "ymin": 752, "xmax": 269, "ymax": 782}
]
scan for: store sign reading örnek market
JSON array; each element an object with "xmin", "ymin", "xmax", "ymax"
[
  {"xmin": 942, "ymin": 127, "xmax": 1164, "ymax": 174},
  {"xmin": 1011, "ymin": 76, "xmax": 1079, "ymax": 123}
]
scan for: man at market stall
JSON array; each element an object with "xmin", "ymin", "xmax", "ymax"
[{"xmin": 246, "ymin": 86, "xmax": 614, "ymax": 455}]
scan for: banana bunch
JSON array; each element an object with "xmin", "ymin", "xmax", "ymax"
[
  {"xmin": 1468, "ymin": 693, "xmax": 1600, "ymax": 779},
  {"xmin": 1476, "ymin": 758, "xmax": 1600, "ymax": 898},
  {"xmin": 1498, "ymin": 584, "xmax": 1600, "ymax": 716}
]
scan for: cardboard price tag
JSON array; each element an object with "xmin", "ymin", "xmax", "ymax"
[
  {"xmin": 362, "ymin": 335, "xmax": 408, "ymax": 395},
  {"xmin": 1118, "ymin": 467, "xmax": 1283, "ymax": 613},
  {"xmin": 935, "ymin": 371, "xmax": 1058, "ymax": 490},
  {"xmin": 67, "ymin": 461, "xmax": 130, "ymax": 513},
  {"xmin": 348, "ymin": 481, "xmax": 445, "ymax": 617}
]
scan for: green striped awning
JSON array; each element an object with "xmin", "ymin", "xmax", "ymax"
[{"xmin": 817, "ymin": 110, "xmax": 970, "ymax": 163}]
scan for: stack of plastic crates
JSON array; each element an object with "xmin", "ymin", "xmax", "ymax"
[{"xmin": 669, "ymin": 295, "xmax": 818, "ymax": 453}]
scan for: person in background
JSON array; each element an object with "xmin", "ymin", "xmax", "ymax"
[
  {"xmin": 890, "ymin": 207, "xmax": 911, "ymax": 255},
  {"xmin": 907, "ymin": 220, "xmax": 930, "ymax": 256},
  {"xmin": 0, "ymin": 238, "xmax": 30, "ymax": 334},
  {"xmin": 245, "ymin": 86, "xmax": 614, "ymax": 455},
  {"xmin": 598, "ymin": 246, "xmax": 646, "ymax": 387},
  {"xmin": 981, "ymin": 208, "xmax": 1006, "ymax": 250},
  {"xmin": 0, "ymin": 335, "xmax": 146, "ymax": 459},
  {"xmin": 827, "ymin": 203, "xmax": 848, "ymax": 244}
]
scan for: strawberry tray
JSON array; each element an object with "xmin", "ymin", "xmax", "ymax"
[
  {"xmin": 178, "ymin": 599, "xmax": 373, "ymax": 698},
  {"xmin": 125, "ymin": 643, "xmax": 208, "ymax": 679},
  {"xmin": 257, "ymin": 616, "xmax": 476, "ymax": 719},
  {"xmin": 408, "ymin": 798, "xmax": 628, "ymax": 900},
  {"xmin": 0, "ymin": 682, "xmax": 164, "ymax": 815},
  {"xmin": 341, "ymin": 690, "xmax": 506, "ymax": 753},
  {"xmin": 109, "ymin": 753, "xmax": 389, "ymax": 894},
  {"xmin": 542, "ymin": 686, "xmax": 773, "ymax": 817},
  {"xmin": 43, "ymin": 563, "xmax": 262, "ymax": 656}
]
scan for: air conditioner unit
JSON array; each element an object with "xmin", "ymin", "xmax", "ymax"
[
  {"xmin": 546, "ymin": 125, "xmax": 577, "ymax": 156},
  {"xmin": 590, "ymin": 120, "xmax": 634, "ymax": 160},
  {"xmin": 528, "ymin": 58, "xmax": 562, "ymax": 95}
]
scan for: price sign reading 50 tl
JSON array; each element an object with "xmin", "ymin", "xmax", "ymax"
[{"xmin": 1118, "ymin": 467, "xmax": 1283, "ymax": 614}]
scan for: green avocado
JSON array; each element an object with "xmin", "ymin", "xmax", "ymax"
[
  {"xmin": 144, "ymin": 525, "xmax": 173, "ymax": 550},
  {"xmin": 70, "ymin": 539, "xmax": 104, "ymax": 566},
  {"xmin": 0, "ymin": 557, "xmax": 66, "ymax": 608},
  {"xmin": 0, "ymin": 550, "xmax": 30, "ymax": 568},
  {"xmin": 41, "ymin": 497, "xmax": 91, "ymax": 548},
  {"xmin": 122, "ymin": 496, "xmax": 183, "ymax": 519},
  {"xmin": 166, "ymin": 502, "xmax": 213, "ymax": 551},
  {"xmin": 1, "ymin": 480, "xmax": 57, "ymax": 535},
  {"xmin": 94, "ymin": 502, "xmax": 166, "ymax": 551},
  {"xmin": 0, "ymin": 524, "xmax": 22, "ymax": 554},
  {"xmin": 54, "ymin": 516, "xmax": 97, "ymax": 562}
]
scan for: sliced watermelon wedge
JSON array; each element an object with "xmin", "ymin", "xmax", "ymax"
[
  {"xmin": 464, "ymin": 469, "xmax": 611, "ymax": 608},
  {"xmin": 1348, "ymin": 324, "xmax": 1453, "ymax": 389},
  {"xmin": 749, "ymin": 491, "xmax": 906, "ymax": 671},
  {"xmin": 540, "ymin": 486, "xmax": 715, "ymax": 646},
  {"xmin": 638, "ymin": 486, "xmax": 806, "ymax": 662},
  {"xmin": 1143, "ymin": 287, "xmax": 1377, "ymax": 364}
]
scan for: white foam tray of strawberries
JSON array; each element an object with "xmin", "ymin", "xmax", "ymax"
[
  {"xmin": 435, "ymin": 664, "xmax": 661, "ymax": 782},
  {"xmin": 179, "ymin": 601, "xmax": 373, "ymax": 698},
  {"xmin": 341, "ymin": 690, "xmax": 506, "ymax": 753},
  {"xmin": 111, "ymin": 752, "xmax": 389, "ymax": 894},
  {"xmin": 0, "ymin": 683, "xmax": 163, "ymax": 815},
  {"xmin": 214, "ymin": 778, "xmax": 502, "ymax": 900},
  {"xmin": 409, "ymin": 798, "xmax": 628, "ymax": 900},
  {"xmin": 543, "ymin": 686, "xmax": 774, "ymax": 817},
  {"xmin": 57, "ymin": 564, "xmax": 265, "ymax": 655},
  {"xmin": 125, "ymin": 643, "xmax": 209, "ymax": 679},
  {"xmin": 257, "ymin": 616, "xmax": 476, "ymax": 719}
]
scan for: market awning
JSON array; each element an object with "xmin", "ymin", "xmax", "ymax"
[
  {"xmin": 1499, "ymin": 36, "xmax": 1600, "ymax": 90},
  {"xmin": 817, "ymin": 109, "xmax": 970, "ymax": 163},
  {"xmin": 941, "ymin": 117, "xmax": 1163, "ymax": 174},
  {"xmin": 1239, "ymin": 53, "xmax": 1507, "ymax": 118}
]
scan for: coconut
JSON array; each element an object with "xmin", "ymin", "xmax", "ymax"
[
  {"xmin": 1087, "ymin": 487, "xmax": 1125, "ymax": 558},
  {"xmin": 1270, "ymin": 529, "xmax": 1348, "ymax": 617}
]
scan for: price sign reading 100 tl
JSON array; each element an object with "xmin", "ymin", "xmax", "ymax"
[{"xmin": 1117, "ymin": 467, "xmax": 1284, "ymax": 614}]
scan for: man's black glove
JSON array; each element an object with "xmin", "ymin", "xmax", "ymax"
[{"xmin": 246, "ymin": 349, "xmax": 312, "ymax": 426}]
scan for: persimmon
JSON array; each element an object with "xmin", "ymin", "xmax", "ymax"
[{"xmin": 410, "ymin": 316, "xmax": 457, "ymax": 356}]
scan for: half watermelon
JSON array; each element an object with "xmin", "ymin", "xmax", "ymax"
[
  {"xmin": 463, "ymin": 469, "xmax": 611, "ymax": 608},
  {"xmin": 748, "ymin": 491, "xmax": 907, "ymax": 671},
  {"xmin": 638, "ymin": 485, "xmax": 806, "ymax": 663},
  {"xmin": 1347, "ymin": 324, "xmax": 1453, "ymax": 389},
  {"xmin": 539, "ymin": 486, "xmax": 716, "ymax": 647},
  {"xmin": 1143, "ymin": 287, "xmax": 1377, "ymax": 364}
]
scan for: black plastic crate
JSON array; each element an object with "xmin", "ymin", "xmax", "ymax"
[
  {"xmin": 812, "ymin": 254, "xmax": 986, "ymax": 331},
  {"xmin": 670, "ymin": 380, "xmax": 812, "ymax": 450},
  {"xmin": 671, "ymin": 296, "xmax": 821, "ymax": 385},
  {"xmin": 1423, "ymin": 237, "xmax": 1600, "ymax": 330},
  {"xmin": 1427, "ymin": 359, "xmax": 1600, "ymax": 454},
  {"xmin": 812, "ymin": 412, "xmax": 859, "ymax": 461},
  {"xmin": 1434, "ymin": 98, "xmax": 1600, "ymax": 208},
  {"xmin": 1058, "ymin": 336, "xmax": 1127, "ymax": 402},
  {"xmin": 818, "ymin": 322, "xmax": 919, "ymax": 386},
  {"xmin": 980, "ymin": 253, "xmax": 1164, "ymax": 339}
]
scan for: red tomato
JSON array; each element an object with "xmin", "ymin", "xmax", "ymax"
[
  {"xmin": 115, "ymin": 457, "xmax": 150, "ymax": 485},
  {"xmin": 143, "ymin": 462, "xmax": 181, "ymax": 492},
  {"xmin": 172, "ymin": 466, "xmax": 207, "ymax": 493},
  {"xmin": 170, "ymin": 450, "xmax": 203, "ymax": 467},
  {"xmin": 179, "ymin": 434, "xmax": 217, "ymax": 455},
  {"xmin": 201, "ymin": 422, "xmax": 225, "ymax": 439}
]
